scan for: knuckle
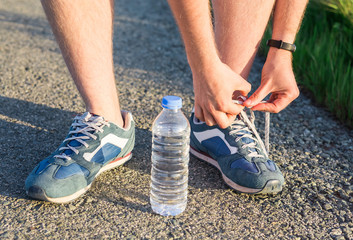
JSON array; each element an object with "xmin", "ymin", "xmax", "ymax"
[
  {"xmin": 288, "ymin": 88, "xmax": 300, "ymax": 99},
  {"xmin": 245, "ymin": 83, "xmax": 252, "ymax": 93},
  {"xmin": 215, "ymin": 101, "xmax": 226, "ymax": 111},
  {"xmin": 294, "ymin": 88, "xmax": 300, "ymax": 98},
  {"xmin": 206, "ymin": 102, "xmax": 214, "ymax": 111}
]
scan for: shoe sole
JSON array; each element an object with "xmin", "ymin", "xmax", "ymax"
[
  {"xmin": 26, "ymin": 152, "xmax": 133, "ymax": 203},
  {"xmin": 190, "ymin": 147, "xmax": 283, "ymax": 194}
]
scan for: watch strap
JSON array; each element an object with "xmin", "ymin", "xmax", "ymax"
[{"xmin": 266, "ymin": 39, "xmax": 296, "ymax": 53}]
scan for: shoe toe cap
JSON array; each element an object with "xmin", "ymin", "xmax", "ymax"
[
  {"xmin": 25, "ymin": 163, "xmax": 88, "ymax": 200},
  {"xmin": 26, "ymin": 186, "xmax": 48, "ymax": 201},
  {"xmin": 224, "ymin": 157, "xmax": 285, "ymax": 191}
]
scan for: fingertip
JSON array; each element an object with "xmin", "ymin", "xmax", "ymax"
[
  {"xmin": 243, "ymin": 99, "xmax": 252, "ymax": 107},
  {"xmin": 206, "ymin": 121, "xmax": 215, "ymax": 127},
  {"xmin": 195, "ymin": 114, "xmax": 205, "ymax": 122},
  {"xmin": 194, "ymin": 105, "xmax": 205, "ymax": 122},
  {"xmin": 218, "ymin": 123, "xmax": 228, "ymax": 129},
  {"xmin": 214, "ymin": 114, "xmax": 231, "ymax": 129}
]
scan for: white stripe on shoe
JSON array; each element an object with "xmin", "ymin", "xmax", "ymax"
[{"xmin": 193, "ymin": 129, "xmax": 239, "ymax": 155}]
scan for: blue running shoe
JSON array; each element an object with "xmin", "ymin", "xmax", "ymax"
[
  {"xmin": 190, "ymin": 110, "xmax": 284, "ymax": 194},
  {"xmin": 25, "ymin": 111, "xmax": 135, "ymax": 203}
]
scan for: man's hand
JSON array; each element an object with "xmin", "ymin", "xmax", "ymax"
[
  {"xmin": 167, "ymin": 0, "xmax": 251, "ymax": 128},
  {"xmin": 243, "ymin": 49, "xmax": 299, "ymax": 113},
  {"xmin": 193, "ymin": 60, "xmax": 251, "ymax": 128}
]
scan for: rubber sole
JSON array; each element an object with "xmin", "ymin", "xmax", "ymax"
[
  {"xmin": 26, "ymin": 153, "xmax": 132, "ymax": 203},
  {"xmin": 190, "ymin": 147, "xmax": 283, "ymax": 194}
]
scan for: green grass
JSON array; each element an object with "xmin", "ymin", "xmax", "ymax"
[
  {"xmin": 318, "ymin": 0, "xmax": 353, "ymax": 26},
  {"xmin": 261, "ymin": 0, "xmax": 353, "ymax": 127}
]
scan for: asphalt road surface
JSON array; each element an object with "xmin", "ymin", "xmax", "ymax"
[{"xmin": 0, "ymin": 0, "xmax": 352, "ymax": 239}]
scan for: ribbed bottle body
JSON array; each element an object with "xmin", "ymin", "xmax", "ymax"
[{"xmin": 150, "ymin": 108, "xmax": 190, "ymax": 216}]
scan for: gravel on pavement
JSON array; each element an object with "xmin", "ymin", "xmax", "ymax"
[{"xmin": 0, "ymin": 0, "xmax": 352, "ymax": 239}]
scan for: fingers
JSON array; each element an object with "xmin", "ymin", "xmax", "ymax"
[
  {"xmin": 202, "ymin": 104, "xmax": 244, "ymax": 128},
  {"xmin": 194, "ymin": 102, "xmax": 242, "ymax": 128},
  {"xmin": 251, "ymin": 81, "xmax": 300, "ymax": 113},
  {"xmin": 220, "ymin": 101, "xmax": 245, "ymax": 116},
  {"xmin": 251, "ymin": 101, "xmax": 284, "ymax": 113},
  {"xmin": 251, "ymin": 93, "xmax": 293, "ymax": 113},
  {"xmin": 238, "ymin": 85, "xmax": 251, "ymax": 97},
  {"xmin": 226, "ymin": 113, "xmax": 237, "ymax": 124},
  {"xmin": 194, "ymin": 104, "xmax": 205, "ymax": 122},
  {"xmin": 232, "ymin": 82, "xmax": 251, "ymax": 99},
  {"xmin": 213, "ymin": 111, "xmax": 231, "ymax": 129},
  {"xmin": 195, "ymin": 104, "xmax": 218, "ymax": 127},
  {"xmin": 243, "ymin": 83, "xmax": 270, "ymax": 109},
  {"xmin": 211, "ymin": 99, "xmax": 245, "ymax": 128},
  {"xmin": 203, "ymin": 110, "xmax": 217, "ymax": 126}
]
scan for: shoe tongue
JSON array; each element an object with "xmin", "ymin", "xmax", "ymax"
[
  {"xmin": 62, "ymin": 112, "xmax": 101, "ymax": 156},
  {"xmin": 82, "ymin": 112, "xmax": 94, "ymax": 121}
]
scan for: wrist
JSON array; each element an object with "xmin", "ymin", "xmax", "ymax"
[
  {"xmin": 267, "ymin": 39, "xmax": 296, "ymax": 53},
  {"xmin": 267, "ymin": 47, "xmax": 293, "ymax": 62},
  {"xmin": 271, "ymin": 32, "xmax": 296, "ymax": 44},
  {"xmin": 188, "ymin": 52, "xmax": 221, "ymax": 74}
]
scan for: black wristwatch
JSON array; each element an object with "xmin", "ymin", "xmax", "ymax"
[{"xmin": 266, "ymin": 39, "xmax": 296, "ymax": 53}]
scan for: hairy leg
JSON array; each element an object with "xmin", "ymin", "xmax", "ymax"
[
  {"xmin": 41, "ymin": 0, "xmax": 124, "ymax": 127},
  {"xmin": 212, "ymin": 0, "xmax": 275, "ymax": 80}
]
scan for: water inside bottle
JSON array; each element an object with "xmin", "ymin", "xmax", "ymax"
[{"xmin": 150, "ymin": 130, "xmax": 189, "ymax": 216}]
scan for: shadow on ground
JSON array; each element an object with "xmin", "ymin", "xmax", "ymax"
[{"xmin": 0, "ymin": 96, "xmax": 226, "ymax": 206}]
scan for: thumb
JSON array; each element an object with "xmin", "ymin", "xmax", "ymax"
[{"xmin": 243, "ymin": 84, "xmax": 270, "ymax": 108}]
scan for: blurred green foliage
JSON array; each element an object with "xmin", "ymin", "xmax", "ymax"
[{"xmin": 261, "ymin": 0, "xmax": 353, "ymax": 127}]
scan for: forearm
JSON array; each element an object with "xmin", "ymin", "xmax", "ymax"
[
  {"xmin": 244, "ymin": 0, "xmax": 307, "ymax": 111},
  {"xmin": 270, "ymin": 0, "xmax": 308, "ymax": 57},
  {"xmin": 167, "ymin": 0, "xmax": 219, "ymax": 71}
]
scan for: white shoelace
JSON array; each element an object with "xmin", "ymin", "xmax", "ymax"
[
  {"xmin": 54, "ymin": 113, "xmax": 110, "ymax": 161},
  {"xmin": 232, "ymin": 98, "xmax": 270, "ymax": 159}
]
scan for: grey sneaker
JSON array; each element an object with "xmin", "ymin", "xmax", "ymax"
[
  {"xmin": 25, "ymin": 111, "xmax": 135, "ymax": 203},
  {"xmin": 189, "ymin": 110, "xmax": 284, "ymax": 194}
]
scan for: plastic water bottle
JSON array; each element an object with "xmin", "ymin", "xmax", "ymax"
[{"xmin": 150, "ymin": 96, "xmax": 190, "ymax": 216}]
